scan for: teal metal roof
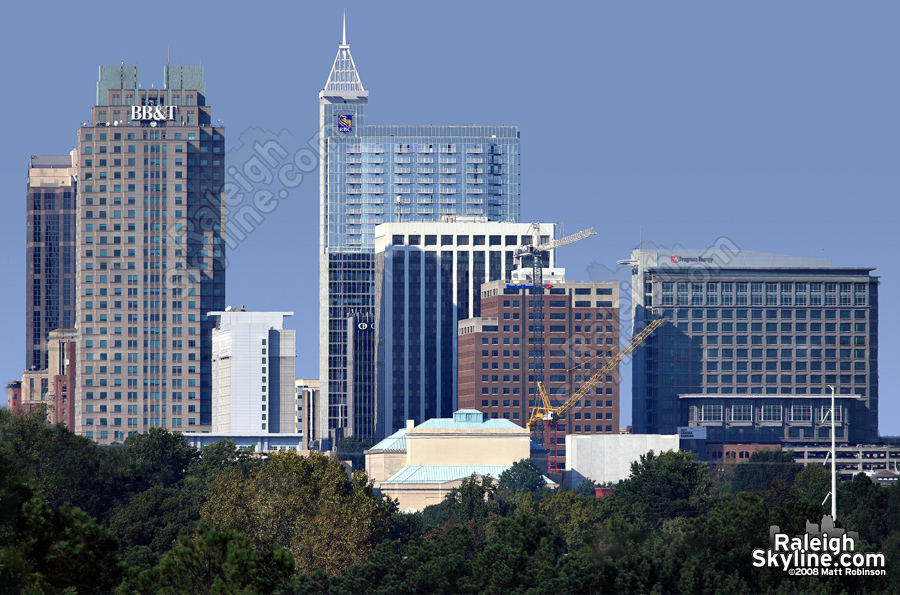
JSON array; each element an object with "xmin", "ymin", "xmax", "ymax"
[
  {"xmin": 383, "ymin": 465, "xmax": 512, "ymax": 485},
  {"xmin": 416, "ymin": 417, "xmax": 523, "ymax": 430},
  {"xmin": 369, "ymin": 428, "xmax": 407, "ymax": 452}
]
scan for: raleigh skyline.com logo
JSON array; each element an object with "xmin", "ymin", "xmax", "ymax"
[{"xmin": 752, "ymin": 515, "xmax": 885, "ymax": 577}]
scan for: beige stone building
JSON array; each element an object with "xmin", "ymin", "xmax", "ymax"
[{"xmin": 366, "ymin": 409, "xmax": 550, "ymax": 511}]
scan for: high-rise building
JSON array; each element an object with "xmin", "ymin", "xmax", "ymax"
[
  {"xmin": 318, "ymin": 20, "xmax": 521, "ymax": 442},
  {"xmin": 209, "ymin": 310, "xmax": 296, "ymax": 434},
  {"xmin": 75, "ymin": 65, "xmax": 226, "ymax": 443},
  {"xmin": 374, "ymin": 220, "xmax": 555, "ymax": 439},
  {"xmin": 457, "ymin": 276, "xmax": 621, "ymax": 455},
  {"xmin": 623, "ymin": 247, "xmax": 879, "ymax": 443},
  {"xmin": 26, "ymin": 153, "xmax": 77, "ymax": 371},
  {"xmin": 295, "ymin": 379, "xmax": 320, "ymax": 443}
]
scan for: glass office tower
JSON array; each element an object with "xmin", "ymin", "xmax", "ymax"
[
  {"xmin": 318, "ymin": 22, "xmax": 521, "ymax": 442},
  {"xmin": 26, "ymin": 153, "xmax": 77, "ymax": 371},
  {"xmin": 624, "ymin": 247, "xmax": 879, "ymax": 444},
  {"xmin": 375, "ymin": 221, "xmax": 554, "ymax": 438}
]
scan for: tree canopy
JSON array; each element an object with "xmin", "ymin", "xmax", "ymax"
[
  {"xmin": 2, "ymin": 410, "xmax": 898, "ymax": 594},
  {"xmin": 731, "ymin": 449, "xmax": 803, "ymax": 494},
  {"xmin": 497, "ymin": 459, "xmax": 547, "ymax": 500},
  {"xmin": 201, "ymin": 451, "xmax": 395, "ymax": 576},
  {"xmin": 605, "ymin": 449, "xmax": 713, "ymax": 530}
]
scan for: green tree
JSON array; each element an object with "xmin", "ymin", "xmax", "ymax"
[
  {"xmin": 421, "ymin": 474, "xmax": 513, "ymax": 529},
  {"xmin": 313, "ymin": 514, "xmax": 591, "ymax": 595},
  {"xmin": 497, "ymin": 459, "xmax": 547, "ymax": 500},
  {"xmin": 325, "ymin": 526, "xmax": 480, "ymax": 594},
  {"xmin": 0, "ymin": 409, "xmax": 115, "ymax": 521},
  {"xmin": 881, "ymin": 530, "xmax": 900, "ymax": 593},
  {"xmin": 336, "ymin": 435, "xmax": 374, "ymax": 472},
  {"xmin": 571, "ymin": 477, "xmax": 601, "ymax": 498},
  {"xmin": 473, "ymin": 513, "xmax": 568, "ymax": 594},
  {"xmin": 120, "ymin": 428, "xmax": 199, "ymax": 491},
  {"xmin": 201, "ymin": 451, "xmax": 394, "ymax": 576},
  {"xmin": 767, "ymin": 496, "xmax": 826, "ymax": 539},
  {"xmin": 688, "ymin": 492, "xmax": 771, "ymax": 592},
  {"xmin": 386, "ymin": 510, "xmax": 426, "ymax": 544},
  {"xmin": 121, "ymin": 522, "xmax": 293, "ymax": 594},
  {"xmin": 106, "ymin": 485, "xmax": 201, "ymax": 556},
  {"xmin": 182, "ymin": 438, "xmax": 259, "ymax": 498},
  {"xmin": 0, "ymin": 477, "xmax": 124, "ymax": 594},
  {"xmin": 536, "ymin": 488, "xmax": 604, "ymax": 552},
  {"xmin": 792, "ymin": 462, "xmax": 832, "ymax": 505},
  {"xmin": 731, "ymin": 449, "xmax": 802, "ymax": 494},
  {"xmin": 838, "ymin": 472, "xmax": 892, "ymax": 544},
  {"xmin": 605, "ymin": 449, "xmax": 712, "ymax": 530}
]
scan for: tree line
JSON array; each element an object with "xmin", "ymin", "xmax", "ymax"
[{"xmin": 0, "ymin": 408, "xmax": 897, "ymax": 594}]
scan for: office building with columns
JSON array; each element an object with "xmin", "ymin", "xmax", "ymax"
[{"xmin": 374, "ymin": 220, "xmax": 555, "ymax": 438}]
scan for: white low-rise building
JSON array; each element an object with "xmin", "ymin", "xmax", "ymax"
[{"xmin": 565, "ymin": 433, "xmax": 680, "ymax": 486}]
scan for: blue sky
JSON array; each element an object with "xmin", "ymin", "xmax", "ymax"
[{"xmin": 1, "ymin": 1, "xmax": 897, "ymax": 434}]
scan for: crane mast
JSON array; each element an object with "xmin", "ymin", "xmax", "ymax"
[{"xmin": 513, "ymin": 223, "xmax": 596, "ymax": 450}]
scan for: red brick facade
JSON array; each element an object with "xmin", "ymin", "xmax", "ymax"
[{"xmin": 458, "ymin": 279, "xmax": 620, "ymax": 455}]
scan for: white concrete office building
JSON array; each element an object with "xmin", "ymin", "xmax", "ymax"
[{"xmin": 209, "ymin": 310, "xmax": 296, "ymax": 434}]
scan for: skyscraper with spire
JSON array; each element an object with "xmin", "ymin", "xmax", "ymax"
[{"xmin": 318, "ymin": 17, "xmax": 521, "ymax": 442}]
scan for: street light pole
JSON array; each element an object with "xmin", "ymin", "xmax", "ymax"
[{"xmin": 828, "ymin": 385, "xmax": 837, "ymax": 522}]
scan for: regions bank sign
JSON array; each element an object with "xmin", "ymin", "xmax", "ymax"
[{"xmin": 131, "ymin": 105, "xmax": 179, "ymax": 121}]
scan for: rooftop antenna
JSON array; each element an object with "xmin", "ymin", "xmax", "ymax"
[
  {"xmin": 640, "ymin": 226, "xmax": 643, "ymax": 251},
  {"xmin": 342, "ymin": 10, "xmax": 346, "ymax": 45},
  {"xmin": 167, "ymin": 46, "xmax": 170, "ymax": 65}
]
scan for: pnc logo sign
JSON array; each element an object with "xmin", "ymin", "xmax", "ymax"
[{"xmin": 131, "ymin": 105, "xmax": 179, "ymax": 121}]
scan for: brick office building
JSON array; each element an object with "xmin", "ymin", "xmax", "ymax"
[{"xmin": 458, "ymin": 276, "xmax": 620, "ymax": 455}]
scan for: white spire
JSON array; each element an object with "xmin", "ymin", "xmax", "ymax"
[{"xmin": 322, "ymin": 13, "xmax": 368, "ymax": 98}]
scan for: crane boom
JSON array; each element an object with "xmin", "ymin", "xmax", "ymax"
[
  {"xmin": 527, "ymin": 317, "xmax": 666, "ymax": 428},
  {"xmin": 534, "ymin": 227, "xmax": 595, "ymax": 253},
  {"xmin": 555, "ymin": 317, "xmax": 666, "ymax": 418}
]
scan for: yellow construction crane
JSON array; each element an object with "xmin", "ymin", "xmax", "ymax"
[{"xmin": 527, "ymin": 316, "xmax": 667, "ymax": 472}]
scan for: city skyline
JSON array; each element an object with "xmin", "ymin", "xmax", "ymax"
[{"xmin": 2, "ymin": 3, "xmax": 899, "ymax": 436}]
